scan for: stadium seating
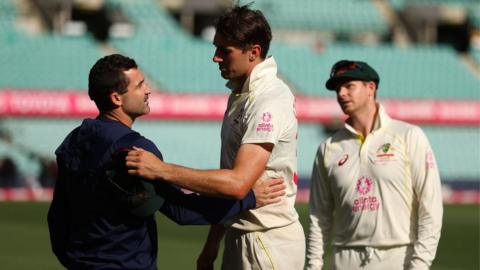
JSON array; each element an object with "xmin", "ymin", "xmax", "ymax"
[
  {"xmin": 389, "ymin": 0, "xmax": 479, "ymax": 9},
  {"xmin": 0, "ymin": 0, "xmax": 478, "ymax": 187},
  {"xmin": 423, "ymin": 126, "xmax": 480, "ymax": 180},
  {"xmin": 1, "ymin": 118, "xmax": 478, "ymax": 183},
  {"xmin": 389, "ymin": 0, "xmax": 480, "ymax": 29},
  {"xmin": 0, "ymin": 34, "xmax": 103, "ymax": 90},
  {"xmin": 272, "ymin": 42, "xmax": 480, "ymax": 99},
  {"xmin": 108, "ymin": 0, "xmax": 228, "ymax": 92},
  {"xmin": 0, "ymin": 140, "xmax": 40, "ymax": 180},
  {"xmin": 473, "ymin": 49, "xmax": 480, "ymax": 64},
  {"xmin": 469, "ymin": 4, "xmax": 480, "ymax": 28},
  {"xmin": 238, "ymin": 0, "xmax": 389, "ymax": 34}
]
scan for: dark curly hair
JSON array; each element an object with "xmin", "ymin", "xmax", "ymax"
[
  {"xmin": 88, "ymin": 54, "xmax": 137, "ymax": 111},
  {"xmin": 215, "ymin": 4, "xmax": 272, "ymax": 59}
]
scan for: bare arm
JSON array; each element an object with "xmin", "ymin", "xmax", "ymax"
[{"xmin": 126, "ymin": 143, "xmax": 273, "ymax": 199}]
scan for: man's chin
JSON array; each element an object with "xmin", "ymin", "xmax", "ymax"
[{"xmin": 341, "ymin": 107, "xmax": 352, "ymax": 115}]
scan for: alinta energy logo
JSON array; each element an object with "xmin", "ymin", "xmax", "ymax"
[
  {"xmin": 262, "ymin": 112, "xmax": 272, "ymax": 122},
  {"xmin": 257, "ymin": 112, "xmax": 273, "ymax": 132},
  {"xmin": 352, "ymin": 176, "xmax": 379, "ymax": 212},
  {"xmin": 356, "ymin": 176, "xmax": 372, "ymax": 195}
]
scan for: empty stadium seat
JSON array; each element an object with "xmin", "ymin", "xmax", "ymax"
[
  {"xmin": 238, "ymin": 0, "xmax": 389, "ymax": 34},
  {"xmin": 272, "ymin": 42, "xmax": 480, "ymax": 99},
  {"xmin": 2, "ymin": 118, "xmax": 478, "ymax": 182},
  {"xmin": 0, "ymin": 34, "xmax": 103, "ymax": 90}
]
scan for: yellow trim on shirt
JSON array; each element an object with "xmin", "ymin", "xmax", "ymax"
[
  {"xmin": 358, "ymin": 134, "xmax": 365, "ymax": 144},
  {"xmin": 256, "ymin": 232, "xmax": 276, "ymax": 270}
]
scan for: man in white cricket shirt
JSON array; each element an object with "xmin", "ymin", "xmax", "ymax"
[
  {"xmin": 125, "ymin": 4, "xmax": 305, "ymax": 270},
  {"xmin": 306, "ymin": 60, "xmax": 443, "ymax": 270}
]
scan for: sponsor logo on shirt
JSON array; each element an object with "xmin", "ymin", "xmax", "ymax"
[
  {"xmin": 338, "ymin": 154, "xmax": 349, "ymax": 166},
  {"xmin": 374, "ymin": 142, "xmax": 397, "ymax": 163},
  {"xmin": 262, "ymin": 112, "xmax": 272, "ymax": 122},
  {"xmin": 352, "ymin": 176, "xmax": 380, "ymax": 212},
  {"xmin": 426, "ymin": 150, "xmax": 436, "ymax": 169},
  {"xmin": 356, "ymin": 176, "xmax": 372, "ymax": 195},
  {"xmin": 257, "ymin": 112, "xmax": 274, "ymax": 132}
]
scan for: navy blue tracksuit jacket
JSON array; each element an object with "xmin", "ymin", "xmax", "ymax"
[{"xmin": 47, "ymin": 118, "xmax": 255, "ymax": 270}]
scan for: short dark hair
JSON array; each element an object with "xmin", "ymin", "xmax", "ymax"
[
  {"xmin": 88, "ymin": 54, "xmax": 137, "ymax": 111},
  {"xmin": 215, "ymin": 4, "xmax": 272, "ymax": 59}
]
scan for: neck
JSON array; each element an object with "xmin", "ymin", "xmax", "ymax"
[
  {"xmin": 100, "ymin": 110, "xmax": 134, "ymax": 128},
  {"xmin": 231, "ymin": 58, "xmax": 264, "ymax": 93},
  {"xmin": 347, "ymin": 103, "xmax": 378, "ymax": 138},
  {"xmin": 230, "ymin": 76, "xmax": 248, "ymax": 94}
]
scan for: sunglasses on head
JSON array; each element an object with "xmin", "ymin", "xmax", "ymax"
[{"xmin": 330, "ymin": 61, "xmax": 361, "ymax": 77}]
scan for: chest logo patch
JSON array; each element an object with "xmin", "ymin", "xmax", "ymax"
[
  {"xmin": 374, "ymin": 142, "xmax": 398, "ymax": 164},
  {"xmin": 337, "ymin": 154, "xmax": 349, "ymax": 166}
]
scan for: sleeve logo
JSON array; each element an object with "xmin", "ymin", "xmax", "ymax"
[
  {"xmin": 262, "ymin": 112, "xmax": 272, "ymax": 122},
  {"xmin": 257, "ymin": 112, "xmax": 273, "ymax": 132}
]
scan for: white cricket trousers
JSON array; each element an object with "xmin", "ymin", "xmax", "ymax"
[
  {"xmin": 221, "ymin": 220, "xmax": 305, "ymax": 270},
  {"xmin": 333, "ymin": 245, "xmax": 422, "ymax": 270}
]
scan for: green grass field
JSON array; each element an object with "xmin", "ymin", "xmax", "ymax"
[{"xmin": 0, "ymin": 203, "xmax": 478, "ymax": 270}]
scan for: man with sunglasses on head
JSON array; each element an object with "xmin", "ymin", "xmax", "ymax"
[{"xmin": 306, "ymin": 60, "xmax": 443, "ymax": 270}]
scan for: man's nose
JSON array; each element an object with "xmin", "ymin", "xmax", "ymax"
[
  {"xmin": 212, "ymin": 54, "xmax": 221, "ymax": 63},
  {"xmin": 337, "ymin": 87, "xmax": 347, "ymax": 96},
  {"xmin": 212, "ymin": 49, "xmax": 222, "ymax": 62}
]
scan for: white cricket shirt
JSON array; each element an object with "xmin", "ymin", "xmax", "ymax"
[
  {"xmin": 220, "ymin": 57, "xmax": 299, "ymax": 231},
  {"xmin": 307, "ymin": 105, "xmax": 443, "ymax": 269}
]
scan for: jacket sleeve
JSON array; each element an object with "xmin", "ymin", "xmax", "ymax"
[
  {"xmin": 116, "ymin": 136, "xmax": 256, "ymax": 223},
  {"xmin": 155, "ymin": 181, "xmax": 256, "ymax": 225},
  {"xmin": 407, "ymin": 127, "xmax": 443, "ymax": 269},
  {"xmin": 47, "ymin": 160, "xmax": 71, "ymax": 268},
  {"xmin": 306, "ymin": 144, "xmax": 334, "ymax": 270}
]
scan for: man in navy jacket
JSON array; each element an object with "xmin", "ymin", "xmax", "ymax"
[{"xmin": 47, "ymin": 54, "xmax": 284, "ymax": 270}]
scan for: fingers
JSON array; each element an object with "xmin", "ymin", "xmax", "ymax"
[
  {"xmin": 269, "ymin": 191, "xmax": 287, "ymax": 202},
  {"xmin": 127, "ymin": 169, "xmax": 138, "ymax": 176},
  {"xmin": 125, "ymin": 158, "xmax": 139, "ymax": 169},
  {"xmin": 267, "ymin": 183, "xmax": 286, "ymax": 193},
  {"xmin": 264, "ymin": 177, "xmax": 284, "ymax": 186}
]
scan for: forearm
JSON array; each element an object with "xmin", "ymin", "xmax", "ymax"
[
  {"xmin": 127, "ymin": 144, "xmax": 270, "ymax": 199},
  {"xmin": 201, "ymin": 225, "xmax": 226, "ymax": 255},
  {"xmin": 156, "ymin": 162, "xmax": 250, "ymax": 199},
  {"xmin": 157, "ymin": 182, "xmax": 255, "ymax": 225}
]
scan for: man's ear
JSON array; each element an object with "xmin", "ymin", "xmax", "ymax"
[
  {"xmin": 110, "ymin": 91, "xmax": 122, "ymax": 106},
  {"xmin": 367, "ymin": 81, "xmax": 376, "ymax": 97},
  {"xmin": 248, "ymin": 44, "xmax": 262, "ymax": 62}
]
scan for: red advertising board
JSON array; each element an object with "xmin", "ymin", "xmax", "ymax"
[{"xmin": 1, "ymin": 89, "xmax": 479, "ymax": 125}]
